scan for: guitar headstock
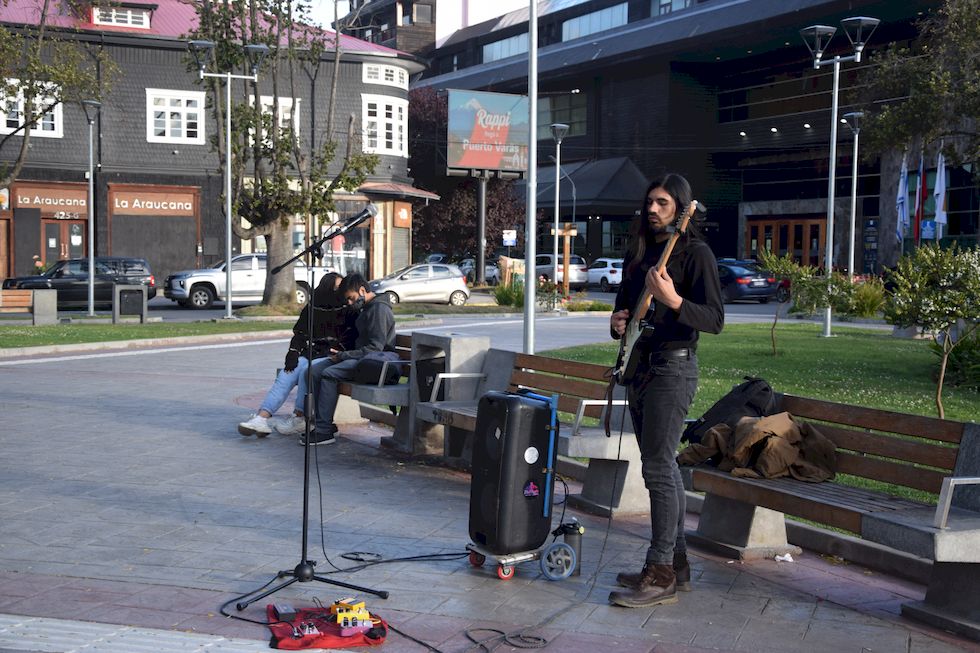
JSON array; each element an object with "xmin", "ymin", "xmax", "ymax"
[{"xmin": 675, "ymin": 200, "xmax": 704, "ymax": 234}]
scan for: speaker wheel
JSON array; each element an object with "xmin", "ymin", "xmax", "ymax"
[
  {"xmin": 469, "ymin": 551, "xmax": 486, "ymax": 567},
  {"xmin": 496, "ymin": 564, "xmax": 515, "ymax": 581},
  {"xmin": 540, "ymin": 542, "xmax": 576, "ymax": 581}
]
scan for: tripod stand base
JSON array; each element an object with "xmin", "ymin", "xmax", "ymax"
[{"xmin": 233, "ymin": 560, "xmax": 389, "ymax": 612}]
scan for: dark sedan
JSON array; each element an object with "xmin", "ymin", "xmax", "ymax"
[
  {"xmin": 717, "ymin": 261, "xmax": 778, "ymax": 303},
  {"xmin": 2, "ymin": 257, "xmax": 156, "ymax": 308}
]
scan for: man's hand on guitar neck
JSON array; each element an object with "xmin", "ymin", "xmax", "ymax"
[
  {"xmin": 645, "ymin": 267, "xmax": 683, "ymax": 312},
  {"xmin": 611, "ymin": 309, "xmax": 629, "ymax": 336}
]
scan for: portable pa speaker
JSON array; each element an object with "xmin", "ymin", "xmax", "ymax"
[{"xmin": 468, "ymin": 391, "xmax": 554, "ymax": 555}]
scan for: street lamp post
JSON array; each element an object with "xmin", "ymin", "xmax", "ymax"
[
  {"xmin": 550, "ymin": 123, "xmax": 569, "ymax": 299},
  {"xmin": 800, "ymin": 16, "xmax": 878, "ymax": 336},
  {"xmin": 843, "ymin": 111, "xmax": 863, "ymax": 281},
  {"xmin": 188, "ymin": 40, "xmax": 269, "ymax": 320},
  {"xmin": 81, "ymin": 99, "xmax": 101, "ymax": 317}
]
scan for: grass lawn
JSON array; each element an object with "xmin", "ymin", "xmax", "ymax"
[
  {"xmin": 540, "ymin": 322, "xmax": 978, "ymax": 423},
  {"xmin": 0, "ymin": 321, "xmax": 293, "ymax": 349}
]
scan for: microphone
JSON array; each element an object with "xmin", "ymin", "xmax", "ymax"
[{"xmin": 338, "ymin": 203, "xmax": 378, "ymax": 234}]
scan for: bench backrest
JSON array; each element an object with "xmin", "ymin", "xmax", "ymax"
[
  {"xmin": 778, "ymin": 393, "xmax": 967, "ymax": 496},
  {"xmin": 393, "ymin": 333, "xmax": 412, "ymax": 360},
  {"xmin": 507, "ymin": 352, "xmax": 612, "ymax": 419},
  {"xmin": 0, "ymin": 289, "xmax": 33, "ymax": 310}
]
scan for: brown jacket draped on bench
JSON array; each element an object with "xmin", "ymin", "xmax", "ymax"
[{"xmin": 678, "ymin": 412, "xmax": 837, "ymax": 482}]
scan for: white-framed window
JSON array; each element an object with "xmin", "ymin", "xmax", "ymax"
[
  {"xmin": 259, "ymin": 95, "xmax": 300, "ymax": 139},
  {"xmin": 362, "ymin": 63, "xmax": 408, "ymax": 90},
  {"xmin": 1, "ymin": 79, "xmax": 62, "ymax": 138},
  {"xmin": 482, "ymin": 32, "xmax": 529, "ymax": 63},
  {"xmin": 92, "ymin": 6, "xmax": 151, "ymax": 28},
  {"xmin": 562, "ymin": 3, "xmax": 628, "ymax": 41},
  {"xmin": 655, "ymin": 0, "xmax": 693, "ymax": 16},
  {"xmin": 146, "ymin": 89, "xmax": 205, "ymax": 144},
  {"xmin": 361, "ymin": 94, "xmax": 407, "ymax": 158}
]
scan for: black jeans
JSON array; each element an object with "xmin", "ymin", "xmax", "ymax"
[{"xmin": 627, "ymin": 354, "xmax": 699, "ymax": 566}]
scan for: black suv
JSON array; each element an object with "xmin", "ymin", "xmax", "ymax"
[{"xmin": 2, "ymin": 257, "xmax": 156, "ymax": 308}]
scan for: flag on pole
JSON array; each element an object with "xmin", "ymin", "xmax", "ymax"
[
  {"xmin": 934, "ymin": 150, "xmax": 947, "ymax": 239},
  {"xmin": 895, "ymin": 152, "xmax": 909, "ymax": 244},
  {"xmin": 913, "ymin": 151, "xmax": 926, "ymax": 244}
]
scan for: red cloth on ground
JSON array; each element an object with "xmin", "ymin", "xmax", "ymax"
[{"xmin": 265, "ymin": 604, "xmax": 387, "ymax": 650}]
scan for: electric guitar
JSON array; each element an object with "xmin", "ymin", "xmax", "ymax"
[{"xmin": 612, "ymin": 199, "xmax": 702, "ymax": 385}]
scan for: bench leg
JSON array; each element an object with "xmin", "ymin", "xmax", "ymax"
[
  {"xmin": 902, "ymin": 562, "xmax": 980, "ymax": 642},
  {"xmin": 567, "ymin": 458, "xmax": 648, "ymax": 517},
  {"xmin": 687, "ymin": 493, "xmax": 801, "ymax": 560},
  {"xmin": 31, "ymin": 289, "xmax": 58, "ymax": 326}
]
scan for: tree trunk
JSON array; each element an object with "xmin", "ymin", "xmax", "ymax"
[
  {"xmin": 770, "ymin": 304, "xmax": 780, "ymax": 356},
  {"xmin": 263, "ymin": 214, "xmax": 298, "ymax": 306},
  {"xmin": 935, "ymin": 335, "xmax": 951, "ymax": 420}
]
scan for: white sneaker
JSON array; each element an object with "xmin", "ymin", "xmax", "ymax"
[
  {"xmin": 265, "ymin": 415, "xmax": 289, "ymax": 431},
  {"xmin": 238, "ymin": 414, "xmax": 272, "ymax": 437},
  {"xmin": 275, "ymin": 415, "xmax": 308, "ymax": 436}
]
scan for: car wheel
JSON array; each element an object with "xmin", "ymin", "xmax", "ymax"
[
  {"xmin": 600, "ymin": 277, "xmax": 610, "ymax": 292},
  {"xmin": 776, "ymin": 287, "xmax": 791, "ymax": 303},
  {"xmin": 721, "ymin": 286, "xmax": 734, "ymax": 304},
  {"xmin": 295, "ymin": 283, "xmax": 310, "ymax": 305},
  {"xmin": 189, "ymin": 285, "xmax": 215, "ymax": 309},
  {"xmin": 384, "ymin": 291, "xmax": 399, "ymax": 305},
  {"xmin": 449, "ymin": 290, "xmax": 467, "ymax": 307}
]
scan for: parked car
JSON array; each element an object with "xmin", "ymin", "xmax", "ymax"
[
  {"xmin": 717, "ymin": 260, "xmax": 779, "ymax": 303},
  {"xmin": 2, "ymin": 256, "xmax": 156, "ymax": 308},
  {"xmin": 458, "ymin": 258, "xmax": 500, "ymax": 285},
  {"xmin": 164, "ymin": 253, "xmax": 333, "ymax": 309},
  {"xmin": 369, "ymin": 263, "xmax": 469, "ymax": 306},
  {"xmin": 587, "ymin": 257, "xmax": 624, "ymax": 291},
  {"xmin": 534, "ymin": 254, "xmax": 588, "ymax": 291},
  {"xmin": 424, "ymin": 253, "xmax": 451, "ymax": 264}
]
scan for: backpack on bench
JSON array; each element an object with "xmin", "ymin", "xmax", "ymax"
[
  {"xmin": 682, "ymin": 376, "xmax": 777, "ymax": 444},
  {"xmin": 352, "ymin": 351, "xmax": 402, "ymax": 385}
]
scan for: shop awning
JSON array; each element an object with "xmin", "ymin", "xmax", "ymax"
[
  {"xmin": 520, "ymin": 156, "xmax": 649, "ymax": 216},
  {"xmin": 359, "ymin": 181, "xmax": 441, "ymax": 201}
]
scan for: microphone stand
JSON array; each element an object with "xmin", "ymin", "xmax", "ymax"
[{"xmin": 229, "ymin": 216, "xmax": 387, "ymax": 613}]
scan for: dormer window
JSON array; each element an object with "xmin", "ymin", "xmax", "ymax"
[{"xmin": 92, "ymin": 3, "xmax": 154, "ymax": 28}]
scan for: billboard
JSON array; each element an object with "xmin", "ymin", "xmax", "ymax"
[{"xmin": 447, "ymin": 90, "xmax": 528, "ymax": 174}]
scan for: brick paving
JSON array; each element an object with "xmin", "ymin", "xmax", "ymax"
[{"xmin": 0, "ymin": 338, "xmax": 978, "ymax": 652}]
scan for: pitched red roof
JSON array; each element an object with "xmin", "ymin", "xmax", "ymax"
[{"xmin": 0, "ymin": 0, "xmax": 409, "ymax": 58}]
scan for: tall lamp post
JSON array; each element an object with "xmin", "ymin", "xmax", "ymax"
[
  {"xmin": 550, "ymin": 123, "xmax": 569, "ymax": 298},
  {"xmin": 800, "ymin": 16, "xmax": 878, "ymax": 336},
  {"xmin": 843, "ymin": 111, "xmax": 863, "ymax": 281},
  {"xmin": 188, "ymin": 40, "xmax": 269, "ymax": 320},
  {"xmin": 81, "ymin": 99, "xmax": 101, "ymax": 317}
]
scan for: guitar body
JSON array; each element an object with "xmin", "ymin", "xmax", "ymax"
[{"xmin": 612, "ymin": 200, "xmax": 702, "ymax": 386}]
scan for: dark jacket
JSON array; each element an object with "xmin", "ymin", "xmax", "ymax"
[
  {"xmin": 287, "ymin": 273, "xmax": 356, "ymax": 361},
  {"xmin": 335, "ymin": 296, "xmax": 396, "ymax": 361}
]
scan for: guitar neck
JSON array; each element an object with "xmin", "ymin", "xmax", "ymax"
[{"xmin": 629, "ymin": 229, "xmax": 683, "ymax": 321}]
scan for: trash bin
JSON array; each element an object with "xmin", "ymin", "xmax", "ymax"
[
  {"xmin": 113, "ymin": 284, "xmax": 147, "ymax": 323},
  {"xmin": 416, "ymin": 356, "xmax": 446, "ymax": 402}
]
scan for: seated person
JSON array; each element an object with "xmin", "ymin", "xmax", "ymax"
[
  {"xmin": 238, "ymin": 272, "xmax": 356, "ymax": 436},
  {"xmin": 302, "ymin": 273, "xmax": 396, "ymax": 446}
]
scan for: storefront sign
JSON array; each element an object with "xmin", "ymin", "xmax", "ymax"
[
  {"xmin": 0, "ymin": 187, "xmax": 9, "ymax": 212},
  {"xmin": 14, "ymin": 183, "xmax": 87, "ymax": 218},
  {"xmin": 393, "ymin": 202, "xmax": 412, "ymax": 228},
  {"xmin": 110, "ymin": 188, "xmax": 196, "ymax": 216}
]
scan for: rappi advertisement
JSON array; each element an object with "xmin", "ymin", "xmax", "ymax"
[{"xmin": 446, "ymin": 90, "xmax": 529, "ymax": 173}]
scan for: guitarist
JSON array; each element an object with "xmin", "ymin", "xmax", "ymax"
[{"xmin": 608, "ymin": 173, "xmax": 724, "ymax": 608}]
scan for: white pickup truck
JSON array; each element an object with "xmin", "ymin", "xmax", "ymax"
[{"xmin": 163, "ymin": 253, "xmax": 334, "ymax": 309}]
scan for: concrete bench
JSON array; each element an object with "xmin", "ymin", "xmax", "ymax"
[
  {"xmin": 414, "ymin": 346, "xmax": 646, "ymax": 515},
  {"xmin": 337, "ymin": 334, "xmax": 413, "ymax": 426},
  {"xmin": 0, "ymin": 289, "xmax": 57, "ymax": 325},
  {"xmin": 684, "ymin": 393, "xmax": 980, "ymax": 640}
]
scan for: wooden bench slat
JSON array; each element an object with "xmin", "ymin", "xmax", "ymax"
[
  {"xmin": 781, "ymin": 394, "xmax": 964, "ymax": 444},
  {"xmin": 513, "ymin": 353, "xmax": 611, "ymax": 382},
  {"xmin": 813, "ymin": 423, "xmax": 958, "ymax": 471},
  {"xmin": 835, "ymin": 452, "xmax": 945, "ymax": 495},
  {"xmin": 0, "ymin": 289, "xmax": 33, "ymax": 308},
  {"xmin": 509, "ymin": 369, "xmax": 608, "ymax": 401}
]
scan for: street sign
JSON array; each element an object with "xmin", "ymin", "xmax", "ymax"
[{"xmin": 502, "ymin": 229, "xmax": 517, "ymax": 247}]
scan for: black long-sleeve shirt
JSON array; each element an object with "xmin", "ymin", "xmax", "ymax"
[{"xmin": 612, "ymin": 236, "xmax": 724, "ymax": 352}]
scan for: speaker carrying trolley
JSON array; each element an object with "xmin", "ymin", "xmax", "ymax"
[{"xmin": 466, "ymin": 390, "xmax": 577, "ymax": 581}]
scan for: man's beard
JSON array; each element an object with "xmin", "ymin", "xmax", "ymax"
[{"xmin": 648, "ymin": 217, "xmax": 672, "ymax": 235}]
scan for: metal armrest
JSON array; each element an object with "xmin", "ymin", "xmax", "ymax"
[
  {"xmin": 572, "ymin": 398, "xmax": 628, "ymax": 437},
  {"xmin": 377, "ymin": 359, "xmax": 411, "ymax": 387},
  {"xmin": 430, "ymin": 372, "xmax": 486, "ymax": 402},
  {"xmin": 934, "ymin": 476, "xmax": 980, "ymax": 528}
]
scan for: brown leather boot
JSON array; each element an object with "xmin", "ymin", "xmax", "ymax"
[
  {"xmin": 616, "ymin": 553, "xmax": 692, "ymax": 592},
  {"xmin": 608, "ymin": 563, "xmax": 678, "ymax": 608}
]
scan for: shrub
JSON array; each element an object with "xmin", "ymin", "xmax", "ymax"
[
  {"xmin": 566, "ymin": 300, "xmax": 613, "ymax": 312},
  {"xmin": 928, "ymin": 326, "xmax": 980, "ymax": 389},
  {"xmin": 851, "ymin": 276, "xmax": 887, "ymax": 318}
]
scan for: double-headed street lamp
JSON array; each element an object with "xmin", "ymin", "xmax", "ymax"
[
  {"xmin": 550, "ymin": 123, "xmax": 569, "ymax": 294},
  {"xmin": 81, "ymin": 99, "xmax": 101, "ymax": 317},
  {"xmin": 843, "ymin": 111, "xmax": 863, "ymax": 281},
  {"xmin": 800, "ymin": 16, "xmax": 878, "ymax": 337},
  {"xmin": 188, "ymin": 39, "xmax": 269, "ymax": 320}
]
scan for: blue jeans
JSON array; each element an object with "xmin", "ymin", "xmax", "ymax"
[
  {"xmin": 627, "ymin": 354, "xmax": 699, "ymax": 566},
  {"xmin": 311, "ymin": 357, "xmax": 360, "ymax": 434},
  {"xmin": 259, "ymin": 357, "xmax": 327, "ymax": 416}
]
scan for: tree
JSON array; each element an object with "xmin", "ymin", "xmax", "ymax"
[
  {"xmin": 407, "ymin": 86, "xmax": 526, "ymax": 259},
  {"xmin": 860, "ymin": 0, "xmax": 980, "ymax": 164},
  {"xmin": 884, "ymin": 244, "xmax": 980, "ymax": 418},
  {"xmin": 191, "ymin": 0, "xmax": 377, "ymax": 306},
  {"xmin": 758, "ymin": 250, "xmax": 830, "ymax": 355},
  {"xmin": 0, "ymin": 0, "xmax": 114, "ymax": 187}
]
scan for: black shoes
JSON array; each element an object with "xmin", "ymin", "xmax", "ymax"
[
  {"xmin": 616, "ymin": 552, "xmax": 692, "ymax": 592},
  {"xmin": 298, "ymin": 424, "xmax": 337, "ymax": 446}
]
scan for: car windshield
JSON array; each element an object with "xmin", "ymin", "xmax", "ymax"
[
  {"xmin": 571, "ymin": 256, "xmax": 586, "ymax": 265},
  {"xmin": 387, "ymin": 265, "xmax": 416, "ymax": 278}
]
